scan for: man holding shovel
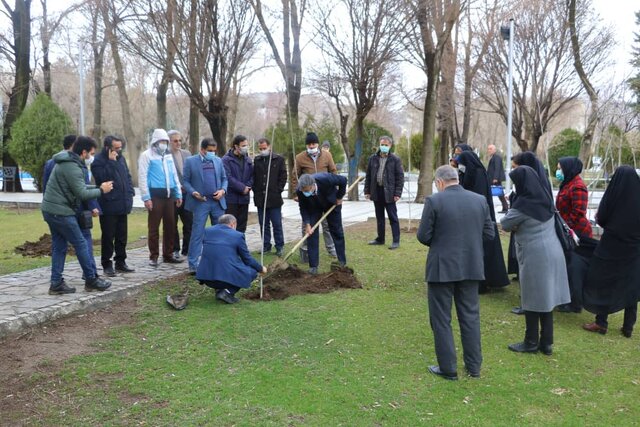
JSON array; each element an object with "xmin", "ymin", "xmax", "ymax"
[{"xmin": 296, "ymin": 173, "xmax": 348, "ymax": 275}]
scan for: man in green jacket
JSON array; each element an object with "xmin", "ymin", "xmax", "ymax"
[{"xmin": 42, "ymin": 136, "xmax": 114, "ymax": 294}]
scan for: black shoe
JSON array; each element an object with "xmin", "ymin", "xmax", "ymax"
[
  {"xmin": 149, "ymin": 259, "xmax": 159, "ymax": 267},
  {"xmin": 368, "ymin": 239, "xmax": 384, "ymax": 246},
  {"xmin": 84, "ymin": 277, "xmax": 112, "ymax": 292},
  {"xmin": 538, "ymin": 344, "xmax": 553, "ymax": 356},
  {"xmin": 115, "ymin": 263, "xmax": 135, "ymax": 273},
  {"xmin": 428, "ymin": 365, "xmax": 458, "ymax": 381},
  {"xmin": 103, "ymin": 266, "xmax": 117, "ymax": 277},
  {"xmin": 164, "ymin": 256, "xmax": 184, "ymax": 264},
  {"xmin": 48, "ymin": 281, "xmax": 76, "ymax": 295},
  {"xmin": 275, "ymin": 247, "xmax": 284, "ymax": 257},
  {"xmin": 216, "ymin": 289, "xmax": 238, "ymax": 304},
  {"xmin": 389, "ymin": 242, "xmax": 400, "ymax": 250},
  {"xmin": 465, "ymin": 367, "xmax": 481, "ymax": 378},
  {"xmin": 621, "ymin": 328, "xmax": 633, "ymax": 338},
  {"xmin": 508, "ymin": 341, "xmax": 539, "ymax": 353},
  {"xmin": 308, "ymin": 267, "xmax": 318, "ymax": 275},
  {"xmin": 511, "ymin": 306, "xmax": 525, "ymax": 315}
]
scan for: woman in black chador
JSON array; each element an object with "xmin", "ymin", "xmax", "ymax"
[
  {"xmin": 582, "ymin": 166, "xmax": 640, "ymax": 337},
  {"xmin": 456, "ymin": 151, "xmax": 510, "ymax": 292}
]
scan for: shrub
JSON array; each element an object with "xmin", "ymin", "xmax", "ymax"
[{"xmin": 548, "ymin": 128, "xmax": 582, "ymax": 173}]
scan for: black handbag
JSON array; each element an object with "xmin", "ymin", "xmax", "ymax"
[
  {"xmin": 554, "ymin": 211, "xmax": 577, "ymax": 252},
  {"xmin": 76, "ymin": 209, "xmax": 94, "ymax": 229}
]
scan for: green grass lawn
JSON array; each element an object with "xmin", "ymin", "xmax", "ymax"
[
  {"xmin": 6, "ymin": 220, "xmax": 640, "ymax": 425},
  {"xmin": 0, "ymin": 207, "xmax": 149, "ymax": 275}
]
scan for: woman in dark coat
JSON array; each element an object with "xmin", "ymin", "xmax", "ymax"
[
  {"xmin": 501, "ymin": 166, "xmax": 570, "ymax": 355},
  {"xmin": 582, "ymin": 166, "xmax": 640, "ymax": 337},
  {"xmin": 555, "ymin": 156, "xmax": 594, "ymax": 313},
  {"xmin": 456, "ymin": 151, "xmax": 510, "ymax": 292}
]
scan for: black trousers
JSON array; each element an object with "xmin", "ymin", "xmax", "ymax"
[
  {"xmin": 201, "ymin": 280, "xmax": 241, "ymax": 295},
  {"xmin": 173, "ymin": 201, "xmax": 193, "ymax": 255},
  {"xmin": 99, "ymin": 214, "xmax": 128, "ymax": 268},
  {"xmin": 226, "ymin": 203, "xmax": 249, "ymax": 233},
  {"xmin": 595, "ymin": 304, "xmax": 638, "ymax": 331},
  {"xmin": 373, "ymin": 185, "xmax": 400, "ymax": 244},
  {"xmin": 524, "ymin": 311, "xmax": 553, "ymax": 346}
]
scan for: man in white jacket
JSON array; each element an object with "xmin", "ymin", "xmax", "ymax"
[{"xmin": 138, "ymin": 129, "xmax": 183, "ymax": 266}]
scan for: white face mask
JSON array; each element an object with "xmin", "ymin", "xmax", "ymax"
[
  {"xmin": 239, "ymin": 146, "xmax": 249, "ymax": 155},
  {"xmin": 307, "ymin": 147, "xmax": 318, "ymax": 155},
  {"xmin": 458, "ymin": 164, "xmax": 466, "ymax": 173},
  {"xmin": 85, "ymin": 155, "xmax": 94, "ymax": 166},
  {"xmin": 157, "ymin": 143, "xmax": 168, "ymax": 153},
  {"xmin": 259, "ymin": 149, "xmax": 270, "ymax": 156}
]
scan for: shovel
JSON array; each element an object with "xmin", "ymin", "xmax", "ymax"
[{"xmin": 266, "ymin": 176, "xmax": 364, "ymax": 277}]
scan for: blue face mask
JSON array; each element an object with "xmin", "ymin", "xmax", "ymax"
[
  {"xmin": 379, "ymin": 145, "xmax": 390, "ymax": 154},
  {"xmin": 302, "ymin": 191, "xmax": 313, "ymax": 197},
  {"xmin": 205, "ymin": 151, "xmax": 216, "ymax": 161},
  {"xmin": 555, "ymin": 169, "xmax": 564, "ymax": 182}
]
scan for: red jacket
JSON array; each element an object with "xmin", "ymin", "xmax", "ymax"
[{"xmin": 555, "ymin": 175, "xmax": 593, "ymax": 238}]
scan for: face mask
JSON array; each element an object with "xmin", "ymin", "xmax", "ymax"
[
  {"xmin": 239, "ymin": 146, "xmax": 249, "ymax": 155},
  {"xmin": 205, "ymin": 151, "xmax": 216, "ymax": 161},
  {"xmin": 307, "ymin": 147, "xmax": 318, "ymax": 155},
  {"xmin": 379, "ymin": 145, "xmax": 390, "ymax": 154},
  {"xmin": 302, "ymin": 191, "xmax": 313, "ymax": 197},
  {"xmin": 157, "ymin": 143, "xmax": 168, "ymax": 153},
  {"xmin": 85, "ymin": 155, "xmax": 94, "ymax": 166},
  {"xmin": 259, "ymin": 149, "xmax": 270, "ymax": 156},
  {"xmin": 555, "ymin": 170, "xmax": 564, "ymax": 182},
  {"xmin": 458, "ymin": 164, "xmax": 466, "ymax": 173}
]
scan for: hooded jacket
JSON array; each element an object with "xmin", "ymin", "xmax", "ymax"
[
  {"xmin": 41, "ymin": 151, "xmax": 102, "ymax": 216},
  {"xmin": 138, "ymin": 137, "xmax": 182, "ymax": 202}
]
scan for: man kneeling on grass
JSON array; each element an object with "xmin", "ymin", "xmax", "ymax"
[{"xmin": 196, "ymin": 214, "xmax": 266, "ymax": 304}]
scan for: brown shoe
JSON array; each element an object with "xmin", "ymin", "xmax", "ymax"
[{"xmin": 582, "ymin": 322, "xmax": 607, "ymax": 334}]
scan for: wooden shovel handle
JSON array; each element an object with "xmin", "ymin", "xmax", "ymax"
[{"xmin": 282, "ymin": 176, "xmax": 364, "ymax": 262}]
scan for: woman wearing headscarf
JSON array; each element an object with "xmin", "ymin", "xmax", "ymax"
[
  {"xmin": 555, "ymin": 156, "xmax": 594, "ymax": 313},
  {"xmin": 582, "ymin": 166, "xmax": 640, "ymax": 337},
  {"xmin": 501, "ymin": 166, "xmax": 570, "ymax": 355},
  {"xmin": 508, "ymin": 151, "xmax": 554, "ymax": 315},
  {"xmin": 456, "ymin": 151, "xmax": 510, "ymax": 292}
]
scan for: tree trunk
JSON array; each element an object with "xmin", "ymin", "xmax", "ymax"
[
  {"xmin": 206, "ymin": 98, "xmax": 228, "ymax": 154},
  {"xmin": 188, "ymin": 100, "xmax": 199, "ymax": 153},
  {"xmin": 2, "ymin": 0, "xmax": 31, "ymax": 193},
  {"xmin": 415, "ymin": 60, "xmax": 439, "ymax": 202},
  {"xmin": 156, "ymin": 77, "xmax": 169, "ymax": 129},
  {"xmin": 92, "ymin": 40, "xmax": 106, "ymax": 140}
]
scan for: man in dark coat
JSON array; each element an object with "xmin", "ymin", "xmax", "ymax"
[
  {"xmin": 364, "ymin": 136, "xmax": 404, "ymax": 250},
  {"xmin": 486, "ymin": 144, "xmax": 508, "ymax": 213},
  {"xmin": 196, "ymin": 214, "xmax": 266, "ymax": 304},
  {"xmin": 92, "ymin": 135, "xmax": 136, "ymax": 276},
  {"xmin": 222, "ymin": 135, "xmax": 253, "ymax": 233},
  {"xmin": 168, "ymin": 129, "xmax": 193, "ymax": 260},
  {"xmin": 417, "ymin": 165, "xmax": 495, "ymax": 380},
  {"xmin": 253, "ymin": 137, "xmax": 287, "ymax": 256},
  {"xmin": 296, "ymin": 173, "xmax": 348, "ymax": 274}
]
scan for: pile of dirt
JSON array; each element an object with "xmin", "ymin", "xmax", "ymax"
[
  {"xmin": 14, "ymin": 234, "xmax": 101, "ymax": 257},
  {"xmin": 244, "ymin": 264, "xmax": 362, "ymax": 301}
]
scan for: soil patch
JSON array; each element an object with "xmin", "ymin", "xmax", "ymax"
[
  {"xmin": 15, "ymin": 233, "xmax": 147, "ymax": 257},
  {"xmin": 0, "ymin": 299, "xmax": 140, "ymax": 424},
  {"xmin": 244, "ymin": 264, "xmax": 362, "ymax": 301}
]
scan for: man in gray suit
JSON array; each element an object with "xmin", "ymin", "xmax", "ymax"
[{"xmin": 417, "ymin": 165, "xmax": 494, "ymax": 380}]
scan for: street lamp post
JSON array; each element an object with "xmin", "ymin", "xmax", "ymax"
[
  {"xmin": 78, "ymin": 40, "xmax": 86, "ymax": 135},
  {"xmin": 501, "ymin": 19, "xmax": 515, "ymax": 194}
]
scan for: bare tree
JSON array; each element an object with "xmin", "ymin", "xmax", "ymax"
[
  {"xmin": 314, "ymin": 0, "xmax": 403, "ymax": 200},
  {"xmin": 1, "ymin": 0, "xmax": 32, "ymax": 192},
  {"xmin": 475, "ymin": 0, "xmax": 614, "ymax": 154},
  {"xmin": 404, "ymin": 0, "xmax": 462, "ymax": 201}
]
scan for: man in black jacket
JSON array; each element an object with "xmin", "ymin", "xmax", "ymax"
[
  {"xmin": 253, "ymin": 138, "xmax": 287, "ymax": 257},
  {"xmin": 92, "ymin": 135, "xmax": 136, "ymax": 276},
  {"xmin": 364, "ymin": 136, "xmax": 404, "ymax": 249},
  {"xmin": 486, "ymin": 144, "xmax": 508, "ymax": 213}
]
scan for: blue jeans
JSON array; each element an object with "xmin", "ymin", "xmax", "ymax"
[
  {"xmin": 306, "ymin": 206, "xmax": 346, "ymax": 268},
  {"xmin": 257, "ymin": 207, "xmax": 284, "ymax": 251},
  {"xmin": 188, "ymin": 199, "xmax": 225, "ymax": 269},
  {"xmin": 43, "ymin": 212, "xmax": 97, "ymax": 285}
]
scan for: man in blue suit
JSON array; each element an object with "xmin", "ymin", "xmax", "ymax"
[
  {"xmin": 183, "ymin": 138, "xmax": 228, "ymax": 273},
  {"xmin": 296, "ymin": 173, "xmax": 348, "ymax": 274},
  {"xmin": 196, "ymin": 214, "xmax": 266, "ymax": 304}
]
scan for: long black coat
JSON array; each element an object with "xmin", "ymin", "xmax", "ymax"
[
  {"xmin": 252, "ymin": 152, "xmax": 287, "ymax": 208},
  {"xmin": 487, "ymin": 152, "xmax": 506, "ymax": 183},
  {"xmin": 364, "ymin": 152, "xmax": 404, "ymax": 203},
  {"xmin": 91, "ymin": 147, "xmax": 135, "ymax": 215}
]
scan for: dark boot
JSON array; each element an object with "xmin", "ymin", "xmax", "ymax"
[{"xmin": 85, "ymin": 277, "xmax": 112, "ymax": 292}]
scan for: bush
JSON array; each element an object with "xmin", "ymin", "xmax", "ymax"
[
  {"xmin": 548, "ymin": 128, "xmax": 582, "ymax": 173},
  {"xmin": 8, "ymin": 93, "xmax": 74, "ymax": 191},
  {"xmin": 348, "ymin": 120, "xmax": 393, "ymax": 171},
  {"xmin": 394, "ymin": 133, "xmax": 441, "ymax": 172}
]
